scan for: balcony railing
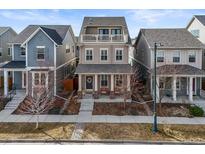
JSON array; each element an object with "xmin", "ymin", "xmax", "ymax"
[{"xmin": 80, "ymin": 34, "xmax": 128, "ymax": 43}]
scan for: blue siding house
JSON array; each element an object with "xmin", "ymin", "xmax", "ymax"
[{"xmin": 2, "ymin": 25, "xmax": 76, "ymax": 97}]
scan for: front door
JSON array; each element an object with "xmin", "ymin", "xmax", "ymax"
[{"xmin": 86, "ymin": 76, "xmax": 93, "ymax": 90}]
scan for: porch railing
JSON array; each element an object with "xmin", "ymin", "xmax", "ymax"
[{"xmin": 80, "ymin": 34, "xmax": 128, "ymax": 43}]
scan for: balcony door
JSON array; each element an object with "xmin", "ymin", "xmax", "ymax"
[{"xmin": 98, "ymin": 29, "xmax": 109, "ymax": 41}]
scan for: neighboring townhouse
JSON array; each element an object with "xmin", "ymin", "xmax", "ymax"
[
  {"xmin": 0, "ymin": 27, "xmax": 17, "ymax": 87},
  {"xmin": 76, "ymin": 17, "xmax": 132, "ymax": 99},
  {"xmin": 1, "ymin": 25, "xmax": 76, "ymax": 97},
  {"xmin": 134, "ymin": 28, "xmax": 205, "ymax": 102},
  {"xmin": 186, "ymin": 15, "xmax": 205, "ymax": 89}
]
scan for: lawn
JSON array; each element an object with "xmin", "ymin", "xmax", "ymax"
[
  {"xmin": 0, "ymin": 123, "xmax": 75, "ymax": 140},
  {"xmin": 82, "ymin": 123, "xmax": 205, "ymax": 142}
]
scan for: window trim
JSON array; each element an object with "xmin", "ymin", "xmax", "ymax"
[
  {"xmin": 173, "ymin": 51, "xmax": 180, "ymax": 63},
  {"xmin": 36, "ymin": 46, "xmax": 45, "ymax": 61},
  {"xmin": 188, "ymin": 51, "xmax": 196, "ymax": 63},
  {"xmin": 85, "ymin": 48, "xmax": 93, "ymax": 62},
  {"xmin": 8, "ymin": 47, "xmax": 12, "ymax": 56},
  {"xmin": 115, "ymin": 48, "xmax": 123, "ymax": 62},
  {"xmin": 33, "ymin": 72, "xmax": 48, "ymax": 87},
  {"xmin": 100, "ymin": 48, "xmax": 108, "ymax": 62},
  {"xmin": 100, "ymin": 74, "xmax": 109, "ymax": 88},
  {"xmin": 20, "ymin": 47, "xmax": 26, "ymax": 57},
  {"xmin": 156, "ymin": 50, "xmax": 164, "ymax": 63}
]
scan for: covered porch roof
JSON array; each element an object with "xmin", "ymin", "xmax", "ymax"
[
  {"xmin": 75, "ymin": 64, "xmax": 133, "ymax": 74},
  {"xmin": 152, "ymin": 64, "xmax": 205, "ymax": 77},
  {"xmin": 0, "ymin": 61, "xmax": 26, "ymax": 71}
]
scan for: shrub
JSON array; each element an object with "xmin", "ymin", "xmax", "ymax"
[{"xmin": 189, "ymin": 105, "xmax": 204, "ymax": 117}]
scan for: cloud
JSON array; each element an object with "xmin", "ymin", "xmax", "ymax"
[{"xmin": 126, "ymin": 9, "xmax": 192, "ymax": 24}]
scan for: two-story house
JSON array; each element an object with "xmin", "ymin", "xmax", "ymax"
[
  {"xmin": 134, "ymin": 28, "xmax": 205, "ymax": 102},
  {"xmin": 76, "ymin": 17, "xmax": 132, "ymax": 99},
  {"xmin": 186, "ymin": 15, "xmax": 205, "ymax": 90},
  {"xmin": 2, "ymin": 25, "xmax": 76, "ymax": 98},
  {"xmin": 0, "ymin": 27, "xmax": 17, "ymax": 88}
]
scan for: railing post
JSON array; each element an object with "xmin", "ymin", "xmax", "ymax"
[
  {"xmin": 110, "ymin": 34, "xmax": 112, "ymax": 42},
  {"xmin": 96, "ymin": 35, "xmax": 98, "ymax": 42}
]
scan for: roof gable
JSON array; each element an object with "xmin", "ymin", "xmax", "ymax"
[{"xmin": 0, "ymin": 27, "xmax": 10, "ymax": 36}]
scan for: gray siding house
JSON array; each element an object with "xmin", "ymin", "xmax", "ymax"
[
  {"xmin": 0, "ymin": 27, "xmax": 17, "ymax": 87},
  {"xmin": 76, "ymin": 17, "xmax": 132, "ymax": 99},
  {"xmin": 134, "ymin": 28, "xmax": 205, "ymax": 102},
  {"xmin": 2, "ymin": 25, "xmax": 76, "ymax": 97}
]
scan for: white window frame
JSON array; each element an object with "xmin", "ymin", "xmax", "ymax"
[
  {"xmin": 100, "ymin": 74, "xmax": 108, "ymax": 88},
  {"xmin": 173, "ymin": 51, "xmax": 180, "ymax": 63},
  {"xmin": 115, "ymin": 48, "xmax": 123, "ymax": 61},
  {"xmin": 100, "ymin": 48, "xmax": 108, "ymax": 61},
  {"xmin": 20, "ymin": 47, "xmax": 26, "ymax": 57},
  {"xmin": 188, "ymin": 51, "xmax": 196, "ymax": 63},
  {"xmin": 156, "ymin": 51, "xmax": 164, "ymax": 62},
  {"xmin": 36, "ymin": 46, "xmax": 45, "ymax": 61},
  {"xmin": 115, "ymin": 74, "xmax": 123, "ymax": 88},
  {"xmin": 85, "ymin": 48, "xmax": 93, "ymax": 61},
  {"xmin": 32, "ymin": 72, "xmax": 48, "ymax": 87}
]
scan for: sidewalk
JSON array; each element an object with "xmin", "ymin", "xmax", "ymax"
[{"xmin": 0, "ymin": 113, "xmax": 205, "ymax": 125}]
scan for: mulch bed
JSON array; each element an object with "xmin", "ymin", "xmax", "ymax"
[
  {"xmin": 147, "ymin": 102, "xmax": 191, "ymax": 117},
  {"xmin": 92, "ymin": 102, "xmax": 149, "ymax": 116},
  {"xmin": 62, "ymin": 99, "xmax": 81, "ymax": 115}
]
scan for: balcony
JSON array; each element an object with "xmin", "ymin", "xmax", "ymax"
[{"xmin": 80, "ymin": 34, "xmax": 128, "ymax": 43}]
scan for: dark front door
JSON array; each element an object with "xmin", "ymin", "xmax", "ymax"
[{"xmin": 86, "ymin": 76, "xmax": 93, "ymax": 90}]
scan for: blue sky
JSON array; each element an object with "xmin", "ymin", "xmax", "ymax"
[{"xmin": 0, "ymin": 9, "xmax": 205, "ymax": 38}]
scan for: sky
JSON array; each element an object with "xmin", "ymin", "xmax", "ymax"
[{"xmin": 0, "ymin": 9, "xmax": 205, "ymax": 38}]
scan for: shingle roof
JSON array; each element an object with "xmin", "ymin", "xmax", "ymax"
[
  {"xmin": 153, "ymin": 64, "xmax": 205, "ymax": 76},
  {"xmin": 194, "ymin": 15, "xmax": 205, "ymax": 26},
  {"xmin": 11, "ymin": 25, "xmax": 71, "ymax": 45},
  {"xmin": 1, "ymin": 61, "xmax": 26, "ymax": 69},
  {"xmin": 0, "ymin": 27, "xmax": 10, "ymax": 36},
  {"xmin": 140, "ymin": 28, "xmax": 205, "ymax": 48},
  {"xmin": 76, "ymin": 64, "xmax": 133, "ymax": 74}
]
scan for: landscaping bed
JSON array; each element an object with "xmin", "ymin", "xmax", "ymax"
[
  {"xmin": 82, "ymin": 123, "xmax": 205, "ymax": 142},
  {"xmin": 0, "ymin": 123, "xmax": 74, "ymax": 140},
  {"xmin": 92, "ymin": 102, "xmax": 150, "ymax": 116}
]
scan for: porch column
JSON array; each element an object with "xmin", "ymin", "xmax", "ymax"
[
  {"xmin": 26, "ymin": 71, "xmax": 28, "ymax": 95},
  {"xmin": 127, "ymin": 74, "xmax": 131, "ymax": 91},
  {"xmin": 111, "ymin": 74, "xmax": 114, "ymax": 91},
  {"xmin": 54, "ymin": 70, "xmax": 56, "ymax": 96},
  {"xmin": 4, "ymin": 70, "xmax": 8, "ymax": 96},
  {"xmin": 189, "ymin": 76, "xmax": 193, "ymax": 102},
  {"xmin": 78, "ymin": 74, "xmax": 82, "ymax": 91},
  {"xmin": 94, "ymin": 74, "xmax": 98, "ymax": 91},
  {"xmin": 156, "ymin": 76, "xmax": 159, "ymax": 102},
  {"xmin": 172, "ymin": 76, "xmax": 177, "ymax": 101}
]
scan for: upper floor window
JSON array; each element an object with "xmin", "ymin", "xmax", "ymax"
[
  {"xmin": 99, "ymin": 29, "xmax": 109, "ymax": 35},
  {"xmin": 173, "ymin": 51, "xmax": 180, "ymax": 63},
  {"xmin": 66, "ymin": 45, "xmax": 70, "ymax": 53},
  {"xmin": 156, "ymin": 51, "xmax": 164, "ymax": 62},
  {"xmin": 8, "ymin": 46, "xmax": 12, "ymax": 56},
  {"xmin": 85, "ymin": 48, "xmax": 93, "ymax": 61},
  {"xmin": 36, "ymin": 46, "xmax": 45, "ymax": 61},
  {"xmin": 190, "ymin": 29, "xmax": 200, "ymax": 38},
  {"xmin": 100, "ymin": 75, "xmax": 108, "ymax": 87},
  {"xmin": 115, "ymin": 48, "xmax": 123, "ymax": 61},
  {"xmin": 188, "ymin": 51, "xmax": 196, "ymax": 63},
  {"xmin": 100, "ymin": 49, "xmax": 108, "ymax": 61},
  {"xmin": 111, "ymin": 29, "xmax": 122, "ymax": 35},
  {"xmin": 20, "ymin": 47, "xmax": 26, "ymax": 56}
]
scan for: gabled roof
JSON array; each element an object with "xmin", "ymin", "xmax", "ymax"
[
  {"xmin": 0, "ymin": 27, "xmax": 9, "ymax": 36},
  {"xmin": 11, "ymin": 25, "xmax": 71, "ymax": 45},
  {"xmin": 138, "ymin": 28, "xmax": 205, "ymax": 48},
  {"xmin": 194, "ymin": 15, "xmax": 205, "ymax": 26}
]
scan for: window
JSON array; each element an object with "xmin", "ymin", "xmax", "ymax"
[
  {"xmin": 0, "ymin": 48, "xmax": 2, "ymax": 57},
  {"xmin": 176, "ymin": 78, "xmax": 181, "ymax": 90},
  {"xmin": 173, "ymin": 51, "xmax": 180, "ymax": 63},
  {"xmin": 100, "ymin": 49, "xmax": 108, "ymax": 61},
  {"xmin": 99, "ymin": 29, "xmax": 109, "ymax": 35},
  {"xmin": 115, "ymin": 49, "xmax": 123, "ymax": 61},
  {"xmin": 34, "ymin": 72, "xmax": 47, "ymax": 86},
  {"xmin": 66, "ymin": 45, "xmax": 70, "ymax": 53},
  {"xmin": 8, "ymin": 47, "xmax": 12, "ymax": 56},
  {"xmin": 37, "ymin": 46, "xmax": 45, "ymax": 60},
  {"xmin": 191, "ymin": 29, "xmax": 200, "ymax": 38},
  {"xmin": 20, "ymin": 47, "xmax": 26, "ymax": 56},
  {"xmin": 188, "ymin": 51, "xmax": 196, "ymax": 62},
  {"xmin": 101, "ymin": 75, "xmax": 108, "ymax": 87},
  {"xmin": 115, "ymin": 75, "xmax": 123, "ymax": 87},
  {"xmin": 85, "ymin": 49, "xmax": 93, "ymax": 61},
  {"xmin": 111, "ymin": 29, "xmax": 121, "ymax": 35},
  {"xmin": 157, "ymin": 51, "xmax": 164, "ymax": 62}
]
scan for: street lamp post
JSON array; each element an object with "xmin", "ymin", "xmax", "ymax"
[{"xmin": 153, "ymin": 42, "xmax": 163, "ymax": 133}]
